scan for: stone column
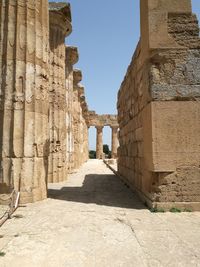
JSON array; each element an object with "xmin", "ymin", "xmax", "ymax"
[
  {"xmin": 96, "ymin": 126, "xmax": 103, "ymax": 159},
  {"xmin": 0, "ymin": 0, "xmax": 49, "ymax": 203},
  {"xmin": 65, "ymin": 46, "xmax": 79, "ymax": 173},
  {"xmin": 48, "ymin": 3, "xmax": 72, "ymax": 183},
  {"xmin": 111, "ymin": 126, "xmax": 119, "ymax": 159},
  {"xmin": 83, "ymin": 125, "xmax": 89, "ymax": 162},
  {"xmin": 81, "ymin": 104, "xmax": 89, "ymax": 163},
  {"xmin": 73, "ymin": 69, "xmax": 82, "ymax": 169}
]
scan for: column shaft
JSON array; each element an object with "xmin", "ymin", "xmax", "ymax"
[
  {"xmin": 96, "ymin": 126, "xmax": 103, "ymax": 159},
  {"xmin": 65, "ymin": 46, "xmax": 79, "ymax": 173},
  {"xmin": 48, "ymin": 3, "xmax": 72, "ymax": 182},
  {"xmin": 111, "ymin": 127, "xmax": 119, "ymax": 159},
  {"xmin": 0, "ymin": 0, "xmax": 49, "ymax": 203}
]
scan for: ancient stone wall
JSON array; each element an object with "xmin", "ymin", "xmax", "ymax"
[{"xmin": 118, "ymin": 0, "xmax": 200, "ymax": 210}]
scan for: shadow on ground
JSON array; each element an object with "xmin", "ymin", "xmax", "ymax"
[{"xmin": 48, "ymin": 174, "xmax": 146, "ymax": 210}]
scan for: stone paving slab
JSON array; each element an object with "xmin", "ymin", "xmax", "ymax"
[{"xmin": 0, "ymin": 160, "xmax": 200, "ymax": 267}]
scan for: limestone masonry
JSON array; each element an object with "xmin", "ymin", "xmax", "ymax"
[{"xmin": 117, "ymin": 0, "xmax": 200, "ymax": 210}]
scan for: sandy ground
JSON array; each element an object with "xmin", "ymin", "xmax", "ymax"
[
  {"xmin": 0, "ymin": 205, "xmax": 9, "ymax": 221},
  {"xmin": 0, "ymin": 159, "xmax": 200, "ymax": 267}
]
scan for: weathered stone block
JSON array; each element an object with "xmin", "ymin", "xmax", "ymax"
[{"xmin": 145, "ymin": 101, "xmax": 200, "ymax": 172}]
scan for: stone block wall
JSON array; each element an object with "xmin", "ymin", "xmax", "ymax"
[{"xmin": 117, "ymin": 0, "xmax": 200, "ymax": 210}]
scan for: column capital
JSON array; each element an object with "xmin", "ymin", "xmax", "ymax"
[
  {"xmin": 95, "ymin": 125, "xmax": 104, "ymax": 131},
  {"xmin": 66, "ymin": 46, "xmax": 79, "ymax": 66},
  {"xmin": 110, "ymin": 125, "xmax": 119, "ymax": 130},
  {"xmin": 49, "ymin": 2, "xmax": 72, "ymax": 37}
]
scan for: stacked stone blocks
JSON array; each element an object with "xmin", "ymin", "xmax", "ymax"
[{"xmin": 118, "ymin": 0, "xmax": 200, "ymax": 210}]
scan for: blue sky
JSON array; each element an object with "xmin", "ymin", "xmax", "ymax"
[
  {"xmin": 66, "ymin": 0, "xmax": 139, "ymax": 150},
  {"xmin": 51, "ymin": 0, "xmax": 200, "ymax": 150}
]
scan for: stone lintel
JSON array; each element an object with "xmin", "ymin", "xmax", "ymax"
[
  {"xmin": 88, "ymin": 113, "xmax": 119, "ymax": 128},
  {"xmin": 49, "ymin": 2, "xmax": 72, "ymax": 36},
  {"xmin": 66, "ymin": 46, "xmax": 79, "ymax": 65}
]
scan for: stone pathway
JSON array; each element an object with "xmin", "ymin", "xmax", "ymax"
[{"xmin": 0, "ymin": 160, "xmax": 200, "ymax": 267}]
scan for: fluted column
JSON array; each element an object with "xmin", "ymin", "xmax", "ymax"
[
  {"xmin": 48, "ymin": 3, "xmax": 72, "ymax": 183},
  {"xmin": 73, "ymin": 69, "xmax": 82, "ymax": 169},
  {"xmin": 96, "ymin": 126, "xmax": 103, "ymax": 159},
  {"xmin": 111, "ymin": 126, "xmax": 119, "ymax": 159},
  {"xmin": 0, "ymin": 0, "xmax": 49, "ymax": 203},
  {"xmin": 78, "ymin": 86, "xmax": 89, "ymax": 165},
  {"xmin": 83, "ymin": 125, "xmax": 89, "ymax": 162},
  {"xmin": 65, "ymin": 46, "xmax": 79, "ymax": 173}
]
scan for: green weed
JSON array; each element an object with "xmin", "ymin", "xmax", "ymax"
[
  {"xmin": 150, "ymin": 207, "xmax": 165, "ymax": 213},
  {"xmin": 170, "ymin": 207, "xmax": 182, "ymax": 213},
  {"xmin": 0, "ymin": 251, "xmax": 5, "ymax": 257}
]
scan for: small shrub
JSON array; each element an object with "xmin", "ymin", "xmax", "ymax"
[
  {"xmin": 170, "ymin": 207, "xmax": 182, "ymax": 213},
  {"xmin": 89, "ymin": 150, "xmax": 96, "ymax": 159},
  {"xmin": 0, "ymin": 251, "xmax": 5, "ymax": 257},
  {"xmin": 183, "ymin": 208, "xmax": 192, "ymax": 212},
  {"xmin": 150, "ymin": 207, "xmax": 165, "ymax": 213}
]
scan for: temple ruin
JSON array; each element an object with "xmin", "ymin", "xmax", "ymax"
[{"xmin": 0, "ymin": 0, "xmax": 199, "ymax": 211}]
